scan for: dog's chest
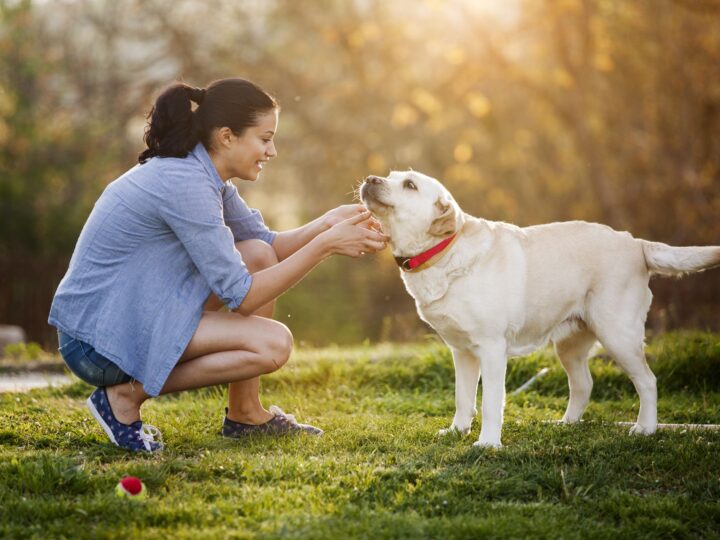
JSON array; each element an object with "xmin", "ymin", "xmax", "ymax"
[
  {"xmin": 421, "ymin": 306, "xmax": 476, "ymax": 348},
  {"xmin": 403, "ymin": 271, "xmax": 479, "ymax": 348}
]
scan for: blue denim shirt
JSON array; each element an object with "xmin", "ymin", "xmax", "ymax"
[{"xmin": 48, "ymin": 143, "xmax": 276, "ymax": 396}]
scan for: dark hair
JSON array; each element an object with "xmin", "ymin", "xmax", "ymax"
[{"xmin": 138, "ymin": 78, "xmax": 278, "ymax": 164}]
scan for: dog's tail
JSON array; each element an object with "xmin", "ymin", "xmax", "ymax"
[{"xmin": 641, "ymin": 240, "xmax": 720, "ymax": 277}]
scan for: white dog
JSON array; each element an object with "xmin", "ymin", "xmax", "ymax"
[{"xmin": 360, "ymin": 170, "xmax": 720, "ymax": 448}]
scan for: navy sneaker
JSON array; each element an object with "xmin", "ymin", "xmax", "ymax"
[
  {"xmin": 222, "ymin": 405, "xmax": 324, "ymax": 438},
  {"xmin": 86, "ymin": 387, "xmax": 164, "ymax": 453}
]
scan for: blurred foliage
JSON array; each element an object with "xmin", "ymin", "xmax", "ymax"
[
  {"xmin": 0, "ymin": 0, "xmax": 719, "ymax": 345},
  {"xmin": 2, "ymin": 341, "xmax": 46, "ymax": 361}
]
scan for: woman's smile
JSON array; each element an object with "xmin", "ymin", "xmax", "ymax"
[{"xmin": 210, "ymin": 109, "xmax": 279, "ymax": 181}]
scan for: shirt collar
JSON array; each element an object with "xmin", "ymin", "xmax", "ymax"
[{"xmin": 190, "ymin": 142, "xmax": 225, "ymax": 191}]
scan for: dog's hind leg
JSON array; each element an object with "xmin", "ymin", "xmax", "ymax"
[
  {"xmin": 439, "ymin": 347, "xmax": 481, "ymax": 436},
  {"xmin": 598, "ymin": 333, "xmax": 657, "ymax": 434},
  {"xmin": 589, "ymin": 287, "xmax": 657, "ymax": 435},
  {"xmin": 554, "ymin": 330, "xmax": 597, "ymax": 424},
  {"xmin": 604, "ymin": 339, "xmax": 657, "ymax": 434}
]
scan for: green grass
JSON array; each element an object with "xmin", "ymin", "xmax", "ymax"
[{"xmin": 1, "ymin": 332, "xmax": 719, "ymax": 539}]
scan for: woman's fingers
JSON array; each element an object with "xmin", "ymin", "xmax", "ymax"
[
  {"xmin": 341, "ymin": 240, "xmax": 386, "ymax": 257},
  {"xmin": 359, "ymin": 215, "xmax": 382, "ymax": 231},
  {"xmin": 364, "ymin": 229, "xmax": 391, "ymax": 242},
  {"xmin": 362, "ymin": 240, "xmax": 387, "ymax": 252},
  {"xmin": 342, "ymin": 211, "xmax": 372, "ymax": 226},
  {"xmin": 327, "ymin": 210, "xmax": 390, "ymax": 257},
  {"xmin": 335, "ymin": 209, "xmax": 387, "ymax": 237},
  {"xmin": 367, "ymin": 216, "xmax": 382, "ymax": 229}
]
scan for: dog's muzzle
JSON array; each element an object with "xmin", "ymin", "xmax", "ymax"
[{"xmin": 360, "ymin": 176, "xmax": 391, "ymax": 209}]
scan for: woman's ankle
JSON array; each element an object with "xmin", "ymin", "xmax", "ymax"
[
  {"xmin": 226, "ymin": 405, "xmax": 273, "ymax": 425},
  {"xmin": 105, "ymin": 384, "xmax": 145, "ymax": 425}
]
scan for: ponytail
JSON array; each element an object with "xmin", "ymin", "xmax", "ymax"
[
  {"xmin": 138, "ymin": 84, "xmax": 205, "ymax": 164},
  {"xmin": 138, "ymin": 78, "xmax": 278, "ymax": 164}
]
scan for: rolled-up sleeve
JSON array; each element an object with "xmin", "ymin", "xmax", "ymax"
[
  {"xmin": 222, "ymin": 182, "xmax": 277, "ymax": 245},
  {"xmin": 159, "ymin": 179, "xmax": 253, "ymax": 310}
]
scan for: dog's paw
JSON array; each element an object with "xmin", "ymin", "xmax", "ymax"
[
  {"xmin": 438, "ymin": 425, "xmax": 470, "ymax": 437},
  {"xmin": 628, "ymin": 423, "xmax": 656, "ymax": 436},
  {"xmin": 561, "ymin": 415, "xmax": 582, "ymax": 424},
  {"xmin": 472, "ymin": 439, "xmax": 502, "ymax": 449}
]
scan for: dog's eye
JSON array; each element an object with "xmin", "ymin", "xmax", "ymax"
[{"xmin": 403, "ymin": 179, "xmax": 417, "ymax": 190}]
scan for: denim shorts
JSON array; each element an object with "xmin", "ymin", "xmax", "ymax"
[{"xmin": 57, "ymin": 331, "xmax": 132, "ymax": 387}]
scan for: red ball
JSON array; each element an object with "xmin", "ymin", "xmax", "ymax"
[{"xmin": 119, "ymin": 476, "xmax": 143, "ymax": 496}]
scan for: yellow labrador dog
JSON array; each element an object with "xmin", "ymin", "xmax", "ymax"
[{"xmin": 360, "ymin": 170, "xmax": 720, "ymax": 448}]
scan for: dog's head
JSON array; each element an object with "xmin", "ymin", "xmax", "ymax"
[{"xmin": 359, "ymin": 170, "xmax": 464, "ymax": 256}]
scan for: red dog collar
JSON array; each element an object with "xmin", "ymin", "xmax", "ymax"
[{"xmin": 395, "ymin": 233, "xmax": 458, "ymax": 272}]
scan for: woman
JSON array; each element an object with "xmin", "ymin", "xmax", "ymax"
[{"xmin": 48, "ymin": 78, "xmax": 388, "ymax": 452}]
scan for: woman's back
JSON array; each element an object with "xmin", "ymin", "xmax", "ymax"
[{"xmin": 49, "ymin": 143, "xmax": 263, "ymax": 394}]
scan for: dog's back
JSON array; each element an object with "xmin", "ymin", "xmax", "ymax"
[
  {"xmin": 520, "ymin": 220, "xmax": 720, "ymax": 283},
  {"xmin": 517, "ymin": 221, "xmax": 645, "ymax": 315}
]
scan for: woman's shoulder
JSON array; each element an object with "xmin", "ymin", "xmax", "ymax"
[
  {"xmin": 142, "ymin": 153, "xmax": 208, "ymax": 177},
  {"xmin": 131, "ymin": 154, "xmax": 217, "ymax": 192}
]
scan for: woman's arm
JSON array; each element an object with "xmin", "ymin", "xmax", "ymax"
[
  {"xmin": 272, "ymin": 204, "xmax": 375, "ymax": 261},
  {"xmin": 271, "ymin": 215, "xmax": 329, "ymax": 262},
  {"xmin": 236, "ymin": 211, "xmax": 386, "ymax": 315},
  {"xmin": 162, "ymin": 176, "xmax": 385, "ymax": 313}
]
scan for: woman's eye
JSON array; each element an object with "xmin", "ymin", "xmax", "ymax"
[{"xmin": 403, "ymin": 180, "xmax": 417, "ymax": 190}]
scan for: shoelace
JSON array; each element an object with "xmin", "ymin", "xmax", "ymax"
[
  {"xmin": 138, "ymin": 423, "xmax": 164, "ymax": 451},
  {"xmin": 269, "ymin": 405, "xmax": 297, "ymax": 425}
]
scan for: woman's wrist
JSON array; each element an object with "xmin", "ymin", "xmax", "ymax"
[
  {"xmin": 309, "ymin": 230, "xmax": 334, "ymax": 259},
  {"xmin": 319, "ymin": 211, "xmax": 334, "ymax": 232}
]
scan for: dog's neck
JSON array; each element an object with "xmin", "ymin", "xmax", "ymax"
[
  {"xmin": 390, "ymin": 213, "xmax": 466, "ymax": 260},
  {"xmin": 394, "ymin": 233, "xmax": 459, "ymax": 272},
  {"xmin": 398, "ymin": 216, "xmax": 493, "ymax": 306}
]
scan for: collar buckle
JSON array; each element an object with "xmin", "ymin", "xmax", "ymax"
[{"xmin": 395, "ymin": 257, "xmax": 413, "ymax": 271}]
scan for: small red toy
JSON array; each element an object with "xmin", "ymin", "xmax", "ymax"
[{"xmin": 115, "ymin": 476, "xmax": 146, "ymax": 500}]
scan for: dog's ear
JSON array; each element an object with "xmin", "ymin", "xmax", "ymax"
[{"xmin": 429, "ymin": 197, "xmax": 458, "ymax": 237}]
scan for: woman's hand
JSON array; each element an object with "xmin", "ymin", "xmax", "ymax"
[
  {"xmin": 319, "ymin": 211, "xmax": 390, "ymax": 258},
  {"xmin": 322, "ymin": 204, "xmax": 382, "ymax": 232}
]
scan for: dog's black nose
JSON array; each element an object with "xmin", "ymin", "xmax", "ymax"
[{"xmin": 365, "ymin": 175, "xmax": 383, "ymax": 184}]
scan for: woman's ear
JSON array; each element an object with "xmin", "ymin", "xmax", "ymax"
[
  {"xmin": 214, "ymin": 127, "xmax": 234, "ymax": 149},
  {"xmin": 429, "ymin": 197, "xmax": 458, "ymax": 236}
]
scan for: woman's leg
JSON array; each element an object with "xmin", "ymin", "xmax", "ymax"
[
  {"xmin": 222, "ymin": 241, "xmax": 279, "ymax": 425},
  {"xmin": 106, "ymin": 239, "xmax": 285, "ymax": 425},
  {"xmin": 106, "ymin": 312, "xmax": 291, "ymax": 423}
]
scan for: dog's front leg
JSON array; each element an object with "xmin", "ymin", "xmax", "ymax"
[
  {"xmin": 439, "ymin": 347, "xmax": 481, "ymax": 436},
  {"xmin": 474, "ymin": 341, "xmax": 508, "ymax": 448}
]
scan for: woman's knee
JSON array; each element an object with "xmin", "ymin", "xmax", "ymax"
[
  {"xmin": 235, "ymin": 239, "xmax": 278, "ymax": 272},
  {"xmin": 205, "ymin": 241, "xmax": 277, "ymax": 310},
  {"xmin": 260, "ymin": 323, "xmax": 293, "ymax": 373}
]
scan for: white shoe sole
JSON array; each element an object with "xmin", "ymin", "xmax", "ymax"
[{"xmin": 86, "ymin": 394, "xmax": 119, "ymax": 446}]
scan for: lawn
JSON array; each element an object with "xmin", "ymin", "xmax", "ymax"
[{"xmin": 1, "ymin": 333, "xmax": 719, "ymax": 539}]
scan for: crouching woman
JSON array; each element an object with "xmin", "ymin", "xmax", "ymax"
[{"xmin": 48, "ymin": 78, "xmax": 387, "ymax": 452}]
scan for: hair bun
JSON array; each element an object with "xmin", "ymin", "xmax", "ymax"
[{"xmin": 187, "ymin": 86, "xmax": 206, "ymax": 105}]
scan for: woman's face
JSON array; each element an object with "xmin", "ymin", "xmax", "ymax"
[{"xmin": 219, "ymin": 109, "xmax": 279, "ymax": 181}]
